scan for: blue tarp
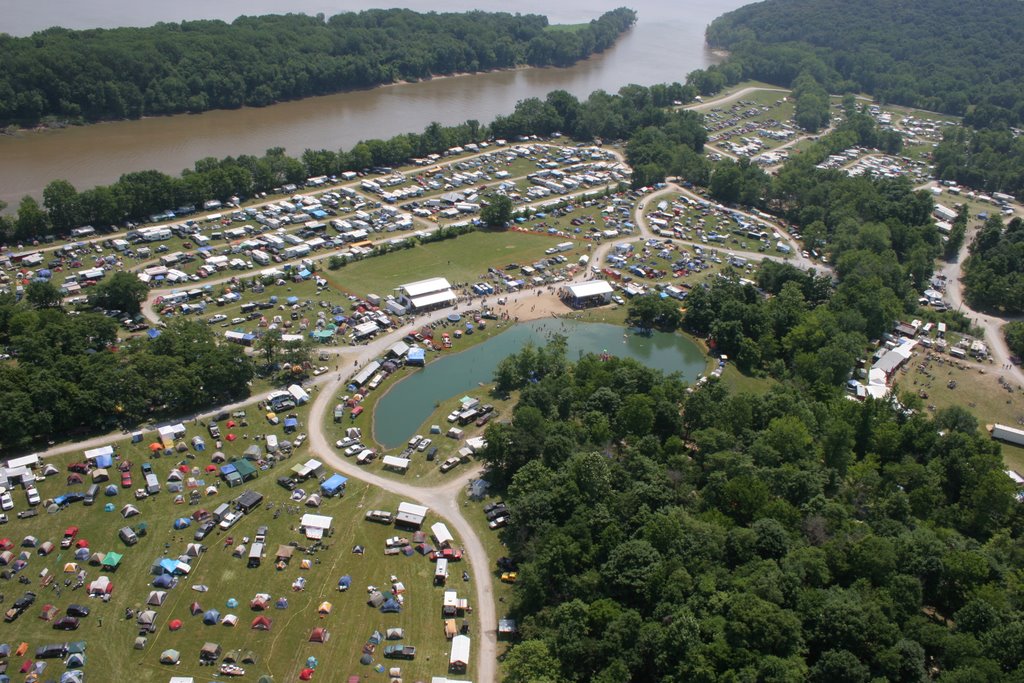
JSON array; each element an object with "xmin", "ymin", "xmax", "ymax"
[
  {"xmin": 407, "ymin": 348, "xmax": 426, "ymax": 365},
  {"xmin": 147, "ymin": 328, "xmax": 161, "ymax": 339},
  {"xmin": 158, "ymin": 558, "xmax": 178, "ymax": 574},
  {"xmin": 321, "ymin": 474, "xmax": 347, "ymax": 496},
  {"xmin": 286, "ymin": 296, "xmax": 299, "ymax": 304}
]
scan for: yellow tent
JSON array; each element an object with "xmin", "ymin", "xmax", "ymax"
[
  {"xmin": 300, "ymin": 559, "xmax": 312, "ymax": 570},
  {"xmin": 63, "ymin": 562, "xmax": 79, "ymax": 573},
  {"xmin": 317, "ymin": 601, "xmax": 332, "ymax": 616}
]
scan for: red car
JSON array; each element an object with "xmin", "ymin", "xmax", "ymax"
[
  {"xmin": 429, "ymin": 548, "xmax": 463, "ymax": 562},
  {"xmin": 121, "ymin": 472, "xmax": 132, "ymax": 488}
]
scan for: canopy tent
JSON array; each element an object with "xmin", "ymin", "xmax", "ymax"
[{"xmin": 102, "ymin": 551, "xmax": 123, "ymax": 570}]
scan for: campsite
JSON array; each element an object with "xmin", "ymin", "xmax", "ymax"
[{"xmin": 0, "ymin": 412, "xmax": 476, "ymax": 682}]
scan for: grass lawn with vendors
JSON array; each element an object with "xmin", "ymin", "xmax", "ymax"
[
  {"xmin": 324, "ymin": 230, "xmax": 562, "ymax": 300},
  {"xmin": 2, "ymin": 405, "xmax": 470, "ymax": 682}
]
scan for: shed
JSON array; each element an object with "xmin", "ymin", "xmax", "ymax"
[
  {"xmin": 449, "ymin": 634, "xmax": 471, "ymax": 672},
  {"xmin": 395, "ymin": 501, "xmax": 428, "ymax": 530}
]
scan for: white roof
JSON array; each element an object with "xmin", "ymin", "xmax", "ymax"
[
  {"xmin": 353, "ymin": 321, "xmax": 380, "ymax": 337},
  {"xmin": 382, "ymin": 455, "xmax": 411, "ymax": 470},
  {"xmin": 402, "ymin": 277, "xmax": 452, "ymax": 298},
  {"xmin": 169, "ymin": 678, "xmax": 197, "ymax": 683},
  {"xmin": 410, "ymin": 290, "xmax": 457, "ymax": 309},
  {"xmin": 84, "ymin": 446, "xmax": 115, "ymax": 460},
  {"xmin": 398, "ymin": 502, "xmax": 429, "ymax": 518},
  {"xmin": 5, "ymin": 453, "xmax": 40, "ymax": 469},
  {"xmin": 431, "ymin": 522, "xmax": 454, "ymax": 546},
  {"xmin": 566, "ymin": 280, "xmax": 613, "ymax": 298},
  {"xmin": 449, "ymin": 635, "xmax": 471, "ymax": 665},
  {"xmin": 300, "ymin": 513, "xmax": 333, "ymax": 530}
]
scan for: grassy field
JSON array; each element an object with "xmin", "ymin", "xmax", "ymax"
[
  {"xmin": 2, "ymin": 402, "xmax": 472, "ymax": 683},
  {"xmin": 895, "ymin": 347, "xmax": 1024, "ymax": 471},
  {"xmin": 324, "ymin": 230, "xmax": 562, "ymax": 300}
]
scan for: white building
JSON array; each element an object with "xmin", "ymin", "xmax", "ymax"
[{"xmin": 398, "ymin": 277, "xmax": 457, "ymax": 312}]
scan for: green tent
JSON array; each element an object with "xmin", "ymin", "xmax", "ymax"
[{"xmin": 102, "ymin": 551, "xmax": 123, "ymax": 569}]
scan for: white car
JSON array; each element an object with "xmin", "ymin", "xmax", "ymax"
[
  {"xmin": 612, "ymin": 295, "xmax": 625, "ymax": 305},
  {"xmin": 335, "ymin": 438, "xmax": 356, "ymax": 450},
  {"xmin": 0, "ymin": 489, "xmax": 13, "ymax": 511},
  {"xmin": 345, "ymin": 443, "xmax": 363, "ymax": 457},
  {"xmin": 208, "ymin": 314, "xmax": 227, "ymax": 324},
  {"xmin": 416, "ymin": 438, "xmax": 432, "ymax": 452},
  {"xmin": 25, "ymin": 486, "xmax": 40, "ymax": 506}
]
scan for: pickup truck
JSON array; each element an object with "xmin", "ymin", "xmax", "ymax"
[
  {"xmin": 219, "ymin": 512, "xmax": 240, "ymax": 530},
  {"xmin": 385, "ymin": 536, "xmax": 410, "ymax": 549},
  {"xmin": 4, "ymin": 591, "xmax": 36, "ymax": 622},
  {"xmin": 383, "ymin": 645, "xmax": 416, "ymax": 660},
  {"xmin": 440, "ymin": 457, "xmax": 460, "ymax": 473},
  {"xmin": 365, "ymin": 510, "xmax": 393, "ymax": 524}
]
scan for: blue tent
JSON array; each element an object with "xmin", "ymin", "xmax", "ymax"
[
  {"xmin": 104, "ymin": 485, "xmax": 118, "ymax": 496},
  {"xmin": 157, "ymin": 558, "xmax": 179, "ymax": 575},
  {"xmin": 173, "ymin": 518, "xmax": 191, "ymax": 530},
  {"xmin": 380, "ymin": 598, "xmax": 401, "ymax": 613},
  {"xmin": 93, "ymin": 453, "xmax": 113, "ymax": 468},
  {"xmin": 275, "ymin": 597, "xmax": 288, "ymax": 609},
  {"xmin": 74, "ymin": 548, "xmax": 90, "ymax": 561},
  {"xmin": 226, "ymin": 598, "xmax": 238, "ymax": 608},
  {"xmin": 284, "ymin": 417, "xmax": 299, "ymax": 432},
  {"xmin": 103, "ymin": 503, "xmax": 115, "ymax": 512},
  {"xmin": 337, "ymin": 575, "xmax": 351, "ymax": 591},
  {"xmin": 407, "ymin": 348, "xmax": 426, "ymax": 366},
  {"xmin": 153, "ymin": 574, "xmax": 174, "ymax": 588},
  {"xmin": 286, "ymin": 296, "xmax": 299, "ymax": 305},
  {"xmin": 147, "ymin": 328, "xmax": 161, "ymax": 339},
  {"xmin": 321, "ymin": 474, "xmax": 347, "ymax": 497},
  {"xmin": 202, "ymin": 609, "xmax": 220, "ymax": 625}
]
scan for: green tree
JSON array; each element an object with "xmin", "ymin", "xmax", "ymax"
[
  {"xmin": 481, "ymin": 193, "xmax": 513, "ymax": 228},
  {"xmin": 88, "ymin": 271, "xmax": 149, "ymax": 315},
  {"xmin": 42, "ymin": 179, "xmax": 81, "ymax": 233},
  {"xmin": 25, "ymin": 280, "xmax": 62, "ymax": 309}
]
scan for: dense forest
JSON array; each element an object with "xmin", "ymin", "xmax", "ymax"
[
  {"xmin": 0, "ymin": 295, "xmax": 254, "ymax": 447},
  {"xmin": 705, "ymin": 0, "xmax": 1024, "ymax": 198},
  {"xmin": 961, "ymin": 215, "xmax": 1024, "ymax": 314},
  {"xmin": 0, "ymin": 7, "xmax": 636, "ymax": 127},
  {"xmin": 485, "ymin": 343, "xmax": 1024, "ymax": 683}
]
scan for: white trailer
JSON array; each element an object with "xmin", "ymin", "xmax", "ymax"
[{"xmin": 992, "ymin": 424, "xmax": 1024, "ymax": 447}]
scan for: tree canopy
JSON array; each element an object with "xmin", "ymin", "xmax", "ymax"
[
  {"xmin": 0, "ymin": 8, "xmax": 635, "ymax": 127},
  {"xmin": 488, "ymin": 344, "xmax": 1024, "ymax": 682}
]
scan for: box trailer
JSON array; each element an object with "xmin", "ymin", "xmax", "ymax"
[{"xmin": 992, "ymin": 424, "xmax": 1024, "ymax": 447}]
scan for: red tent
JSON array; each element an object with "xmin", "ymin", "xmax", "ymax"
[
  {"xmin": 251, "ymin": 615, "xmax": 272, "ymax": 630},
  {"xmin": 169, "ymin": 618, "xmax": 183, "ymax": 631},
  {"xmin": 75, "ymin": 539, "xmax": 89, "ymax": 548},
  {"xmin": 300, "ymin": 669, "xmax": 315, "ymax": 681},
  {"xmin": 178, "ymin": 465, "xmax": 190, "ymax": 473},
  {"xmin": 225, "ymin": 434, "xmax": 237, "ymax": 442},
  {"xmin": 205, "ymin": 465, "xmax": 218, "ymax": 473},
  {"xmin": 226, "ymin": 420, "xmax": 236, "ymax": 428},
  {"xmin": 0, "ymin": 539, "xmax": 12, "ymax": 550}
]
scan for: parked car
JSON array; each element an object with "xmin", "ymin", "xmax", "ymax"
[
  {"xmin": 489, "ymin": 516, "xmax": 509, "ymax": 530},
  {"xmin": 416, "ymin": 438, "xmax": 432, "ymax": 452},
  {"xmin": 66, "ymin": 604, "xmax": 90, "ymax": 618},
  {"xmin": 193, "ymin": 521, "xmax": 215, "ymax": 541},
  {"xmin": 53, "ymin": 616, "xmax": 80, "ymax": 630},
  {"xmin": 121, "ymin": 472, "xmax": 132, "ymax": 488},
  {"xmin": 440, "ymin": 457, "xmax": 460, "ymax": 473},
  {"xmin": 0, "ymin": 488, "xmax": 13, "ymax": 511},
  {"xmin": 25, "ymin": 487, "xmax": 40, "ymax": 506}
]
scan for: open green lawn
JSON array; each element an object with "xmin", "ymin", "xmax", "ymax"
[
  {"xmin": 4, "ymin": 403, "xmax": 472, "ymax": 683},
  {"xmin": 324, "ymin": 230, "xmax": 562, "ymax": 300}
]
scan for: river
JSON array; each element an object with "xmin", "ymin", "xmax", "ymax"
[
  {"xmin": 372, "ymin": 319, "xmax": 707, "ymax": 449},
  {"xmin": 0, "ymin": 0, "xmax": 748, "ymax": 209}
]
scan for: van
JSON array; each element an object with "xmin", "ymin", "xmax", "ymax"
[
  {"xmin": 84, "ymin": 484, "xmax": 99, "ymax": 506},
  {"xmin": 118, "ymin": 527, "xmax": 138, "ymax": 546},
  {"xmin": 247, "ymin": 542, "xmax": 264, "ymax": 568},
  {"xmin": 144, "ymin": 473, "xmax": 160, "ymax": 495}
]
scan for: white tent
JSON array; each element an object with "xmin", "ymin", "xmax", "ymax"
[
  {"xmin": 121, "ymin": 504, "xmax": 140, "ymax": 518},
  {"xmin": 431, "ymin": 522, "xmax": 454, "ymax": 548}
]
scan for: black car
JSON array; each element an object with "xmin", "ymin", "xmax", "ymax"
[
  {"xmin": 193, "ymin": 521, "xmax": 215, "ymax": 541},
  {"xmin": 483, "ymin": 501, "xmax": 505, "ymax": 515},
  {"xmin": 53, "ymin": 616, "xmax": 80, "ymax": 630},
  {"xmin": 277, "ymin": 476, "xmax": 297, "ymax": 491},
  {"xmin": 426, "ymin": 447, "xmax": 438, "ymax": 462},
  {"xmin": 66, "ymin": 604, "xmax": 90, "ymax": 618},
  {"xmin": 486, "ymin": 506, "xmax": 509, "ymax": 522}
]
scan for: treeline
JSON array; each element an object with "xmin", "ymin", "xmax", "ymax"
[
  {"xmin": 487, "ymin": 343, "xmax": 1024, "ymax": 683},
  {"xmin": 0, "ymin": 81, "xmax": 704, "ymax": 244},
  {"xmin": 962, "ymin": 215, "xmax": 1024, "ymax": 313},
  {"xmin": 704, "ymin": 0, "xmax": 1024, "ymax": 198},
  {"xmin": 0, "ymin": 301, "xmax": 254, "ymax": 448},
  {"xmin": 0, "ymin": 8, "xmax": 636, "ymax": 127}
]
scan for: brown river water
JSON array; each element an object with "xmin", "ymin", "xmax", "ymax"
[{"xmin": 0, "ymin": 0, "xmax": 747, "ymax": 208}]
